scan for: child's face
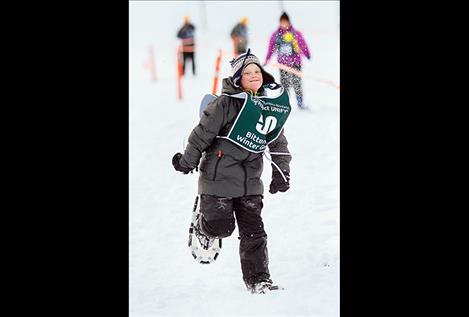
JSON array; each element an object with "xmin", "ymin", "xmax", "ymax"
[{"xmin": 241, "ymin": 63, "xmax": 263, "ymax": 93}]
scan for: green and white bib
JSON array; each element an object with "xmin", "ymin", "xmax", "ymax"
[{"xmin": 220, "ymin": 88, "xmax": 291, "ymax": 153}]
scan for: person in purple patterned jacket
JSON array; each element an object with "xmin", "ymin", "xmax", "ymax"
[{"xmin": 264, "ymin": 12, "xmax": 311, "ymax": 109}]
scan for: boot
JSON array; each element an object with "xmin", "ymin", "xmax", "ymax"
[
  {"xmin": 245, "ymin": 278, "xmax": 281, "ymax": 294},
  {"xmin": 194, "ymin": 214, "xmax": 215, "ymax": 249}
]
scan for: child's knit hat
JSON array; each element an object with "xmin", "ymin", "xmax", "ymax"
[{"xmin": 230, "ymin": 49, "xmax": 276, "ymax": 87}]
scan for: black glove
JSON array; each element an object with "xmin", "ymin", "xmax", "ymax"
[
  {"xmin": 172, "ymin": 152, "xmax": 193, "ymax": 174},
  {"xmin": 269, "ymin": 170, "xmax": 290, "ymax": 194}
]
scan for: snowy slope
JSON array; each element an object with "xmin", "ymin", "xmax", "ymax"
[{"xmin": 130, "ymin": 1, "xmax": 340, "ymax": 316}]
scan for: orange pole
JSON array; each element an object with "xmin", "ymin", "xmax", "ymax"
[
  {"xmin": 149, "ymin": 46, "xmax": 157, "ymax": 82},
  {"xmin": 269, "ymin": 62, "xmax": 304, "ymax": 78},
  {"xmin": 177, "ymin": 46, "xmax": 183, "ymax": 100},
  {"xmin": 269, "ymin": 62, "xmax": 340, "ymax": 90},
  {"xmin": 144, "ymin": 46, "xmax": 157, "ymax": 82},
  {"xmin": 212, "ymin": 49, "xmax": 222, "ymax": 95}
]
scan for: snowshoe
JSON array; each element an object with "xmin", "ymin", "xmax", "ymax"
[
  {"xmin": 246, "ymin": 279, "xmax": 284, "ymax": 294},
  {"xmin": 188, "ymin": 196, "xmax": 222, "ymax": 264}
]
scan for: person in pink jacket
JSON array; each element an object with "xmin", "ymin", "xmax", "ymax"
[{"xmin": 264, "ymin": 12, "xmax": 311, "ymax": 109}]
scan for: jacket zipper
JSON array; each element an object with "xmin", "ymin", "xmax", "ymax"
[
  {"xmin": 212, "ymin": 150, "xmax": 223, "ymax": 181},
  {"xmin": 242, "ymin": 165, "xmax": 248, "ymax": 196},
  {"xmin": 241, "ymin": 152, "xmax": 250, "ymax": 196}
]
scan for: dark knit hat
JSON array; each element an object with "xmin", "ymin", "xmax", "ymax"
[
  {"xmin": 280, "ymin": 12, "xmax": 290, "ymax": 22},
  {"xmin": 230, "ymin": 48, "xmax": 276, "ymax": 87}
]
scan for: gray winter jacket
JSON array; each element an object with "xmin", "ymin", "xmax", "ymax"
[{"xmin": 180, "ymin": 77, "xmax": 291, "ymax": 198}]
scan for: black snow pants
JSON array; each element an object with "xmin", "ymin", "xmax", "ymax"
[
  {"xmin": 198, "ymin": 194, "xmax": 269, "ymax": 285},
  {"xmin": 280, "ymin": 64, "xmax": 304, "ymax": 108},
  {"xmin": 182, "ymin": 51, "xmax": 195, "ymax": 76}
]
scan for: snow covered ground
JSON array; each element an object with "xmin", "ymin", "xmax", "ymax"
[{"xmin": 129, "ymin": 1, "xmax": 340, "ymax": 316}]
